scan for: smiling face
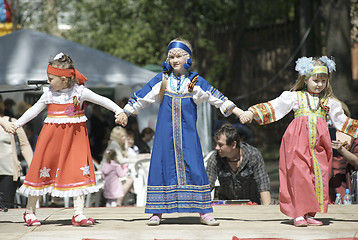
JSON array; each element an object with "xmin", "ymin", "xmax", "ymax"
[
  {"xmin": 305, "ymin": 74, "xmax": 328, "ymax": 94},
  {"xmin": 47, "ymin": 73, "xmax": 68, "ymax": 92},
  {"xmin": 168, "ymin": 49, "xmax": 189, "ymax": 75}
]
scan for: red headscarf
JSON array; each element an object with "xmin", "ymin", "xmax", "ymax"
[{"xmin": 47, "ymin": 65, "xmax": 88, "ymax": 85}]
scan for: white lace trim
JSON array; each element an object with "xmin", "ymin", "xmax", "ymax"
[
  {"xmin": 18, "ymin": 185, "xmax": 99, "ymax": 197},
  {"xmin": 44, "ymin": 116, "xmax": 88, "ymax": 124},
  {"xmin": 42, "ymin": 85, "xmax": 85, "ymax": 104}
]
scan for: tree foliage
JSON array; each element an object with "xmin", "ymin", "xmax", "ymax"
[
  {"xmin": 18, "ymin": 0, "xmax": 356, "ymax": 99},
  {"xmin": 18, "ymin": 0, "xmax": 297, "ymax": 89},
  {"xmin": 61, "ymin": 0, "xmax": 296, "ymax": 88}
]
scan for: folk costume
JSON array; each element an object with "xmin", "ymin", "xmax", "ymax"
[
  {"xmin": 249, "ymin": 91, "xmax": 358, "ymax": 219},
  {"xmin": 124, "ymin": 71, "xmax": 236, "ymax": 214},
  {"xmin": 249, "ymin": 57, "xmax": 358, "ymax": 220},
  {"xmin": 16, "ymin": 83, "xmax": 123, "ymax": 198}
]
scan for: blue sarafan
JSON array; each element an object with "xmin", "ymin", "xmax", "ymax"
[{"xmin": 124, "ymin": 71, "xmax": 236, "ymax": 214}]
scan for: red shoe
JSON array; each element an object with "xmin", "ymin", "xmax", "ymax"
[
  {"xmin": 293, "ymin": 218, "xmax": 308, "ymax": 227},
  {"xmin": 72, "ymin": 215, "xmax": 94, "ymax": 226},
  {"xmin": 305, "ymin": 217, "xmax": 323, "ymax": 226},
  {"xmin": 23, "ymin": 213, "xmax": 41, "ymax": 227}
]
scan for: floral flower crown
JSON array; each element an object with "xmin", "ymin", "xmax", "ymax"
[{"xmin": 295, "ymin": 56, "xmax": 336, "ymax": 78}]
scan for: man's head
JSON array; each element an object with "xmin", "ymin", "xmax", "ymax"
[{"xmin": 214, "ymin": 124, "xmax": 241, "ymax": 159}]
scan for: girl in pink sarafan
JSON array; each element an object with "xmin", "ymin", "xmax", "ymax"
[
  {"xmin": 101, "ymin": 149, "xmax": 128, "ymax": 207},
  {"xmin": 240, "ymin": 56, "xmax": 358, "ymax": 227}
]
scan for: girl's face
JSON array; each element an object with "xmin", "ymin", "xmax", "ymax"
[
  {"xmin": 305, "ymin": 75, "xmax": 327, "ymax": 94},
  {"xmin": 118, "ymin": 131, "xmax": 127, "ymax": 145},
  {"xmin": 47, "ymin": 73, "xmax": 68, "ymax": 92},
  {"xmin": 168, "ymin": 51, "xmax": 188, "ymax": 74},
  {"xmin": 127, "ymin": 135, "xmax": 134, "ymax": 147}
]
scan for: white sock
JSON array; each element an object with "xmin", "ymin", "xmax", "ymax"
[
  {"xmin": 73, "ymin": 195, "xmax": 86, "ymax": 222},
  {"xmin": 25, "ymin": 196, "xmax": 40, "ymax": 221},
  {"xmin": 111, "ymin": 200, "xmax": 117, "ymax": 207},
  {"xmin": 295, "ymin": 216, "xmax": 305, "ymax": 221},
  {"xmin": 106, "ymin": 199, "xmax": 117, "ymax": 207}
]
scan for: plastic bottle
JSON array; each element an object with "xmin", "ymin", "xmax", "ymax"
[
  {"xmin": 343, "ymin": 189, "xmax": 352, "ymax": 205},
  {"xmin": 335, "ymin": 193, "xmax": 342, "ymax": 205}
]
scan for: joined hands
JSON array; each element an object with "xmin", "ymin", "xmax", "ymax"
[
  {"xmin": 115, "ymin": 112, "xmax": 128, "ymax": 127},
  {"xmin": 0, "ymin": 120, "xmax": 18, "ymax": 134},
  {"xmin": 239, "ymin": 111, "xmax": 254, "ymax": 124}
]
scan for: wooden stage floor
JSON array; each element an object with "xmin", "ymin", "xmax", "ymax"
[{"xmin": 0, "ymin": 204, "xmax": 357, "ymax": 240}]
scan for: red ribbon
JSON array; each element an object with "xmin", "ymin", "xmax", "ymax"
[{"xmin": 47, "ymin": 65, "xmax": 88, "ymax": 85}]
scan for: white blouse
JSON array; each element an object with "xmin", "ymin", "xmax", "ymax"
[{"xmin": 15, "ymin": 85, "xmax": 123, "ymax": 127}]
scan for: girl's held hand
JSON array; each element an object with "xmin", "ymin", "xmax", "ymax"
[
  {"xmin": 0, "ymin": 119, "xmax": 11, "ymax": 133},
  {"xmin": 1, "ymin": 121, "xmax": 18, "ymax": 134},
  {"xmin": 115, "ymin": 112, "xmax": 128, "ymax": 127},
  {"xmin": 9, "ymin": 123, "xmax": 19, "ymax": 134},
  {"xmin": 2, "ymin": 122, "xmax": 18, "ymax": 134},
  {"xmin": 240, "ymin": 111, "xmax": 254, "ymax": 124}
]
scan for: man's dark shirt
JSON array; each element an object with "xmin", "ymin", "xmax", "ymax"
[{"xmin": 206, "ymin": 142, "xmax": 270, "ymax": 204}]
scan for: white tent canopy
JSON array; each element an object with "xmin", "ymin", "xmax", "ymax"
[{"xmin": 0, "ymin": 29, "xmax": 156, "ymax": 87}]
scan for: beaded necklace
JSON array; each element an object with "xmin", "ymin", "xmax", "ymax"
[
  {"xmin": 169, "ymin": 72, "xmax": 189, "ymax": 93},
  {"xmin": 305, "ymin": 91, "xmax": 321, "ymax": 112}
]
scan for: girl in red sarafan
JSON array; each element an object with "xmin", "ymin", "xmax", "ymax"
[
  {"xmin": 8, "ymin": 52, "xmax": 126, "ymax": 227},
  {"xmin": 241, "ymin": 56, "xmax": 358, "ymax": 227}
]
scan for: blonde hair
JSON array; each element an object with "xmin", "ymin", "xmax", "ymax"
[
  {"xmin": 104, "ymin": 149, "xmax": 117, "ymax": 163},
  {"xmin": 159, "ymin": 38, "xmax": 193, "ymax": 103},
  {"xmin": 290, "ymin": 57, "xmax": 336, "ymax": 100},
  {"xmin": 109, "ymin": 126, "xmax": 128, "ymax": 158},
  {"xmin": 48, "ymin": 53, "xmax": 77, "ymax": 88}
]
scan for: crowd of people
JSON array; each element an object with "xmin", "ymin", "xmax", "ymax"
[{"xmin": 0, "ymin": 39, "xmax": 357, "ymax": 228}]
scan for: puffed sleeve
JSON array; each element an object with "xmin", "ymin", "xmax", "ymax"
[
  {"xmin": 192, "ymin": 76, "xmax": 236, "ymax": 117},
  {"xmin": 328, "ymin": 98, "xmax": 358, "ymax": 138},
  {"xmin": 124, "ymin": 73, "xmax": 163, "ymax": 116},
  {"xmin": 249, "ymin": 91, "xmax": 297, "ymax": 125}
]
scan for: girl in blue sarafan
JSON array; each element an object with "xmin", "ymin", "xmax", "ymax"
[{"xmin": 118, "ymin": 38, "xmax": 247, "ymax": 226}]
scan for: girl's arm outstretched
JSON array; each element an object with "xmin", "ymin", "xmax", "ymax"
[{"xmin": 81, "ymin": 88, "xmax": 126, "ymax": 126}]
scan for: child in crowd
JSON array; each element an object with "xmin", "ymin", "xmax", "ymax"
[
  {"xmin": 8, "ymin": 52, "xmax": 126, "ymax": 226},
  {"xmin": 102, "ymin": 126, "xmax": 136, "ymax": 206},
  {"xmin": 103, "ymin": 126, "xmax": 138, "ymax": 164},
  {"xmin": 101, "ymin": 149, "xmax": 127, "ymax": 207},
  {"xmin": 116, "ymin": 38, "xmax": 248, "ymax": 226},
  {"xmin": 127, "ymin": 130, "xmax": 140, "ymax": 154},
  {"xmin": 240, "ymin": 56, "xmax": 358, "ymax": 227}
]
